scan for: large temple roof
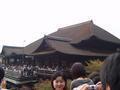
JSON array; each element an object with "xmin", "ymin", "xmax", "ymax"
[{"xmin": 22, "ymin": 20, "xmax": 120, "ymax": 56}]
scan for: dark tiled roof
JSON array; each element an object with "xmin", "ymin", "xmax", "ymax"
[
  {"xmin": 93, "ymin": 25, "xmax": 120, "ymax": 44},
  {"xmin": 50, "ymin": 20, "xmax": 120, "ymax": 44},
  {"xmin": 50, "ymin": 20, "xmax": 93, "ymax": 42},
  {"xmin": 24, "ymin": 20, "xmax": 92, "ymax": 54},
  {"xmin": 24, "ymin": 20, "xmax": 120, "ymax": 56},
  {"xmin": 1, "ymin": 46, "xmax": 23, "ymax": 56},
  {"xmin": 45, "ymin": 38, "xmax": 110, "ymax": 56},
  {"xmin": 24, "ymin": 38, "xmax": 44, "ymax": 54}
]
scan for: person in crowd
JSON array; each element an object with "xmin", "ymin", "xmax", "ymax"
[
  {"xmin": 88, "ymin": 71, "xmax": 100, "ymax": 84},
  {"xmin": 51, "ymin": 71, "xmax": 67, "ymax": 90},
  {"xmin": 0, "ymin": 66, "xmax": 7, "ymax": 90},
  {"xmin": 1, "ymin": 79, "xmax": 7, "ymax": 89},
  {"xmin": 70, "ymin": 62, "xmax": 94, "ymax": 90},
  {"xmin": 72, "ymin": 51, "xmax": 120, "ymax": 90}
]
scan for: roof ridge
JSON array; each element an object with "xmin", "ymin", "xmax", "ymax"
[
  {"xmin": 58, "ymin": 20, "xmax": 93, "ymax": 30},
  {"xmin": 44, "ymin": 35, "xmax": 72, "ymax": 42},
  {"xmin": 3, "ymin": 45, "xmax": 23, "ymax": 48}
]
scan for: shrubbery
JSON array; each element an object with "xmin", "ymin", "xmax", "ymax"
[{"xmin": 85, "ymin": 59, "xmax": 103, "ymax": 74}]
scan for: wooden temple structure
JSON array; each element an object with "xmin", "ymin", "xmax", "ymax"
[
  {"xmin": 24, "ymin": 20, "xmax": 120, "ymax": 64},
  {"xmin": 1, "ymin": 20, "xmax": 120, "ymax": 65},
  {"xmin": 0, "ymin": 20, "xmax": 120, "ymax": 88}
]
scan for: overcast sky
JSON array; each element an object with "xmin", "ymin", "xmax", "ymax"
[{"xmin": 0, "ymin": 0, "xmax": 120, "ymax": 51}]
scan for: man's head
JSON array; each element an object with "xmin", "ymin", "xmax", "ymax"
[
  {"xmin": 0, "ymin": 67, "xmax": 5, "ymax": 83},
  {"xmin": 71, "ymin": 62, "xmax": 86, "ymax": 79},
  {"xmin": 100, "ymin": 52, "xmax": 120, "ymax": 90}
]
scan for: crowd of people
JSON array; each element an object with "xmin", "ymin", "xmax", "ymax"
[
  {"xmin": 51, "ymin": 51, "xmax": 120, "ymax": 90},
  {"xmin": 0, "ymin": 51, "xmax": 120, "ymax": 90},
  {"xmin": 2, "ymin": 64, "xmax": 58, "ymax": 78},
  {"xmin": 1, "ymin": 61, "xmax": 72, "ymax": 79}
]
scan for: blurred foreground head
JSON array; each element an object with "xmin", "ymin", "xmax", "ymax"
[{"xmin": 100, "ymin": 51, "xmax": 120, "ymax": 90}]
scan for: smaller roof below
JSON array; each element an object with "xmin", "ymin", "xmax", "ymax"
[
  {"xmin": 43, "ymin": 37, "xmax": 111, "ymax": 56},
  {"xmin": 1, "ymin": 45, "xmax": 24, "ymax": 56}
]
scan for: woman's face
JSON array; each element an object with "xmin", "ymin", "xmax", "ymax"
[{"xmin": 53, "ymin": 76, "xmax": 66, "ymax": 90}]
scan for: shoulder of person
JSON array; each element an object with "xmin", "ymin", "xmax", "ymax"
[
  {"xmin": 73, "ymin": 84, "xmax": 89, "ymax": 90},
  {"xmin": 71, "ymin": 79, "xmax": 78, "ymax": 84}
]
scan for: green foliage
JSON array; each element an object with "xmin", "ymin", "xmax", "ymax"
[
  {"xmin": 85, "ymin": 59, "xmax": 103, "ymax": 73},
  {"xmin": 34, "ymin": 80, "xmax": 52, "ymax": 90}
]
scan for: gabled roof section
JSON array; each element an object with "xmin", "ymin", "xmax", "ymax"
[
  {"xmin": 72, "ymin": 35, "xmax": 120, "ymax": 52},
  {"xmin": 93, "ymin": 25, "xmax": 120, "ymax": 44},
  {"xmin": 68, "ymin": 21, "xmax": 120, "ymax": 44},
  {"xmin": 31, "ymin": 35, "xmax": 111, "ymax": 56},
  {"xmin": 32, "ymin": 35, "xmax": 71, "ymax": 53},
  {"xmin": 24, "ymin": 38, "xmax": 44, "ymax": 54},
  {"xmin": 45, "ymin": 35, "xmax": 71, "ymax": 42},
  {"xmin": 24, "ymin": 20, "xmax": 93, "ymax": 54},
  {"xmin": 32, "ymin": 36, "xmax": 55, "ymax": 53},
  {"xmin": 1, "ymin": 45, "xmax": 23, "ymax": 56},
  {"xmin": 24, "ymin": 35, "xmax": 72, "ymax": 54},
  {"xmin": 49, "ymin": 20, "xmax": 93, "ymax": 41},
  {"xmin": 24, "ymin": 20, "xmax": 120, "ymax": 55},
  {"xmin": 45, "ymin": 38, "xmax": 110, "ymax": 56}
]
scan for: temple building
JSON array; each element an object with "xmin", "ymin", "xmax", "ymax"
[{"xmin": 1, "ymin": 20, "xmax": 120, "ymax": 65}]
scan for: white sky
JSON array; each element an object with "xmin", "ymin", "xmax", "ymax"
[{"xmin": 0, "ymin": 0, "xmax": 120, "ymax": 51}]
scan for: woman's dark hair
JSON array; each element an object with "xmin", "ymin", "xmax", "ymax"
[
  {"xmin": 100, "ymin": 52, "xmax": 120, "ymax": 90},
  {"xmin": 0, "ymin": 67, "xmax": 5, "ymax": 83},
  {"xmin": 71, "ymin": 62, "xmax": 86, "ymax": 79},
  {"xmin": 51, "ymin": 71, "xmax": 67, "ymax": 90}
]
